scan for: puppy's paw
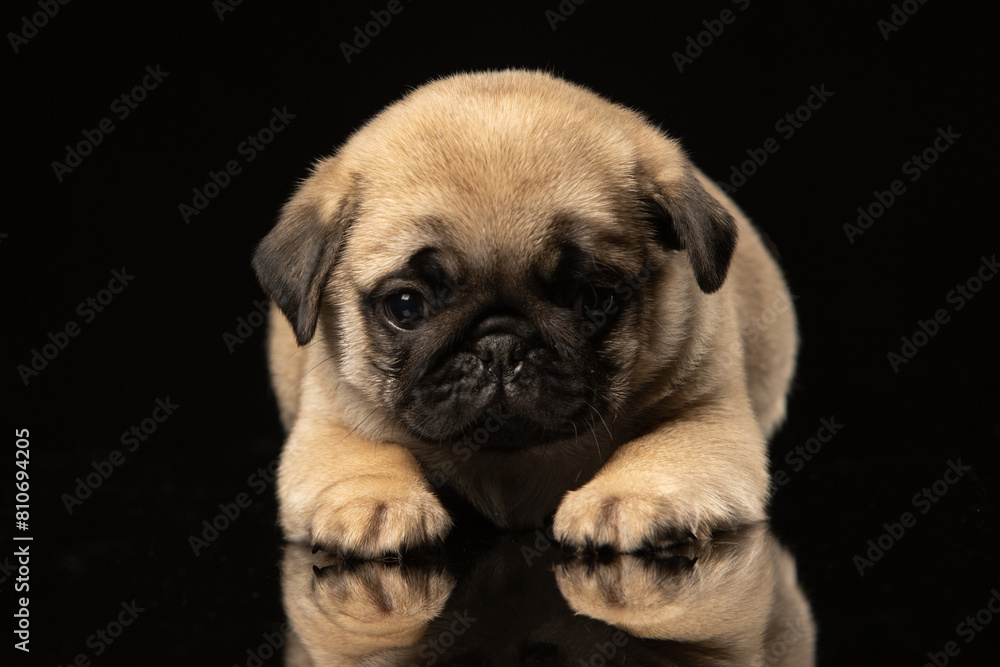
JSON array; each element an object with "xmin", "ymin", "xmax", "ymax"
[
  {"xmin": 553, "ymin": 478, "xmax": 745, "ymax": 552},
  {"xmin": 554, "ymin": 488, "xmax": 683, "ymax": 552},
  {"xmin": 303, "ymin": 475, "xmax": 452, "ymax": 557}
]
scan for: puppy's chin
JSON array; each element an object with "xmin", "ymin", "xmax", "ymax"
[
  {"xmin": 401, "ymin": 403, "xmax": 584, "ymax": 451},
  {"xmin": 397, "ymin": 382, "xmax": 591, "ymax": 449}
]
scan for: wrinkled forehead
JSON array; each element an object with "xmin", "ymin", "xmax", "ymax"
[
  {"xmin": 340, "ymin": 93, "xmax": 652, "ymax": 286},
  {"xmin": 343, "ymin": 207, "xmax": 649, "ymax": 293}
]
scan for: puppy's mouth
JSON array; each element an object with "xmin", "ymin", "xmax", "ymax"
[{"xmin": 397, "ymin": 342, "xmax": 591, "ymax": 449}]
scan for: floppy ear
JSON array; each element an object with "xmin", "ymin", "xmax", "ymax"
[
  {"xmin": 252, "ymin": 174, "xmax": 356, "ymax": 346},
  {"xmin": 645, "ymin": 170, "xmax": 738, "ymax": 293}
]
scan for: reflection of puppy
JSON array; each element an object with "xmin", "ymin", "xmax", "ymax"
[
  {"xmin": 281, "ymin": 548, "xmax": 455, "ymax": 665},
  {"xmin": 556, "ymin": 524, "xmax": 815, "ymax": 665},
  {"xmin": 253, "ymin": 70, "xmax": 797, "ymax": 556},
  {"xmin": 281, "ymin": 526, "xmax": 815, "ymax": 666}
]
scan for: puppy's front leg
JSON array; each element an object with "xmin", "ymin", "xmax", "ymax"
[
  {"xmin": 554, "ymin": 397, "xmax": 769, "ymax": 551},
  {"xmin": 278, "ymin": 419, "xmax": 452, "ymax": 556}
]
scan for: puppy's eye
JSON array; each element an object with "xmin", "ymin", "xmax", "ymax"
[
  {"xmin": 578, "ymin": 286, "xmax": 617, "ymax": 318},
  {"xmin": 385, "ymin": 291, "xmax": 425, "ymax": 329}
]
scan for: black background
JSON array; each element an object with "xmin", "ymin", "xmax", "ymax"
[{"xmin": 5, "ymin": 1, "xmax": 998, "ymax": 665}]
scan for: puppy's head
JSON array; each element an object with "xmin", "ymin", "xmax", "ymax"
[{"xmin": 253, "ymin": 70, "xmax": 735, "ymax": 449}]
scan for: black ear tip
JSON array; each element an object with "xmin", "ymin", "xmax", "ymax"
[
  {"xmin": 292, "ymin": 311, "xmax": 320, "ymax": 347},
  {"xmin": 696, "ymin": 272, "xmax": 725, "ymax": 294},
  {"xmin": 695, "ymin": 214, "xmax": 738, "ymax": 294},
  {"xmin": 692, "ymin": 254, "xmax": 728, "ymax": 293},
  {"xmin": 648, "ymin": 173, "xmax": 738, "ymax": 295}
]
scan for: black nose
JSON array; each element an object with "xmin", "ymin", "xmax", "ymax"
[{"xmin": 475, "ymin": 333, "xmax": 526, "ymax": 382}]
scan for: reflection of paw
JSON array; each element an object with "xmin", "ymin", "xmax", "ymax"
[
  {"xmin": 554, "ymin": 484, "xmax": 698, "ymax": 552},
  {"xmin": 555, "ymin": 555, "xmax": 692, "ymax": 624},
  {"xmin": 280, "ymin": 543, "xmax": 457, "ymax": 665},
  {"xmin": 312, "ymin": 561, "xmax": 455, "ymax": 638},
  {"xmin": 304, "ymin": 475, "xmax": 452, "ymax": 557},
  {"xmin": 556, "ymin": 524, "xmax": 786, "ymax": 647}
]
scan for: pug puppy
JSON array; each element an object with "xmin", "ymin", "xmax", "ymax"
[{"xmin": 252, "ymin": 70, "xmax": 797, "ymax": 557}]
